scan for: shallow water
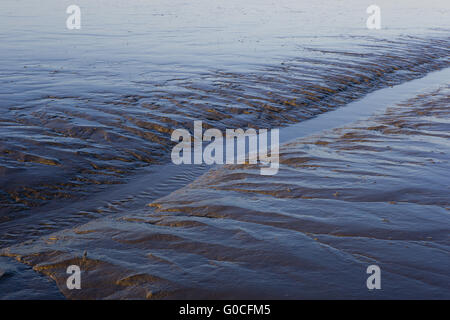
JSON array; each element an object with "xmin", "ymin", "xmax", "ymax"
[
  {"xmin": 0, "ymin": 0, "xmax": 449, "ymax": 299},
  {"xmin": 1, "ymin": 0, "xmax": 449, "ymax": 224},
  {"xmin": 2, "ymin": 84, "xmax": 449, "ymax": 299}
]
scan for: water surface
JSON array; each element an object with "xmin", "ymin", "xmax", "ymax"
[{"xmin": 0, "ymin": 0, "xmax": 449, "ymax": 299}]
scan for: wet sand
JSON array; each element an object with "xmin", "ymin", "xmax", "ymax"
[
  {"xmin": 1, "ymin": 0, "xmax": 449, "ymax": 234},
  {"xmin": 1, "ymin": 36, "xmax": 449, "ymax": 249},
  {"xmin": 1, "ymin": 37, "xmax": 448, "ymax": 220},
  {"xmin": 1, "ymin": 0, "xmax": 449, "ymax": 299},
  {"xmin": 2, "ymin": 84, "xmax": 449, "ymax": 299}
]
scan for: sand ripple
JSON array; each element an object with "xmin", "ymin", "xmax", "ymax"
[{"xmin": 2, "ymin": 86, "xmax": 449, "ymax": 299}]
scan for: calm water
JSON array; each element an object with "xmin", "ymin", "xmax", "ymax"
[{"xmin": 0, "ymin": 0, "xmax": 449, "ymax": 298}]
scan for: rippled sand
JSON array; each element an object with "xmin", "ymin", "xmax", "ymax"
[
  {"xmin": 1, "ymin": 0, "xmax": 449, "ymax": 299},
  {"xmin": 1, "ymin": 36, "xmax": 449, "ymax": 229},
  {"xmin": 2, "ymin": 86, "xmax": 449, "ymax": 299},
  {"xmin": 1, "ymin": 0, "xmax": 449, "ymax": 228}
]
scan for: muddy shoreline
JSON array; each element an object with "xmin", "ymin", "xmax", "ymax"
[
  {"xmin": 1, "ymin": 36, "xmax": 449, "ymax": 246},
  {"xmin": 2, "ymin": 81, "xmax": 449, "ymax": 299},
  {"xmin": 1, "ymin": 0, "xmax": 449, "ymax": 299}
]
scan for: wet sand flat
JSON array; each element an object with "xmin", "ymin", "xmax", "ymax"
[
  {"xmin": 1, "ymin": 0, "xmax": 449, "ymax": 299},
  {"xmin": 1, "ymin": 36, "xmax": 448, "ymax": 223},
  {"xmin": 1, "ymin": 0, "xmax": 449, "ymax": 237},
  {"xmin": 2, "ymin": 85, "xmax": 449, "ymax": 299}
]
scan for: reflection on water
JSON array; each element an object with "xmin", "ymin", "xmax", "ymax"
[
  {"xmin": 2, "ymin": 86, "xmax": 449, "ymax": 299},
  {"xmin": 0, "ymin": 0, "xmax": 449, "ymax": 298},
  {"xmin": 0, "ymin": 0, "xmax": 449, "ymax": 226}
]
